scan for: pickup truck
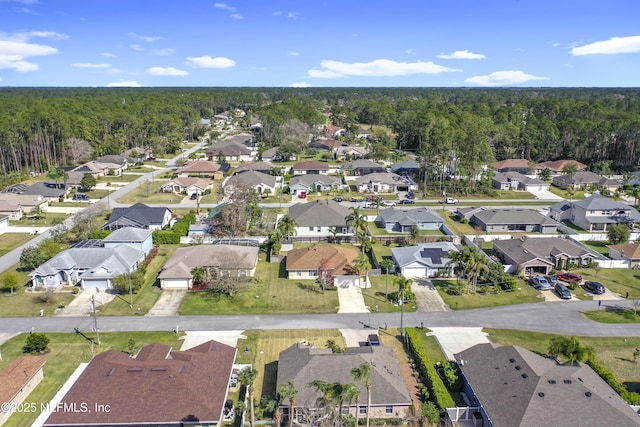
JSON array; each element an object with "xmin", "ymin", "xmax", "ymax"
[{"xmin": 439, "ymin": 197, "xmax": 459, "ymax": 204}]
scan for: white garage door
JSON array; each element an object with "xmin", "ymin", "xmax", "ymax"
[
  {"xmin": 401, "ymin": 267, "xmax": 427, "ymax": 278},
  {"xmin": 161, "ymin": 278, "xmax": 191, "ymax": 289}
]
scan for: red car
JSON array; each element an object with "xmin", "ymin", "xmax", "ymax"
[{"xmin": 556, "ymin": 272, "xmax": 582, "ymax": 283}]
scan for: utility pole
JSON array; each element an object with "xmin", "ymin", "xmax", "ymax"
[
  {"xmin": 400, "ymin": 288, "xmax": 405, "ymax": 343},
  {"xmin": 91, "ymin": 294, "xmax": 101, "ymax": 345},
  {"xmin": 129, "ymin": 275, "xmax": 133, "ymax": 309}
]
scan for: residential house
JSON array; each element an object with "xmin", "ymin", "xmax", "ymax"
[
  {"xmin": 199, "ymin": 118, "xmax": 212, "ymax": 128},
  {"xmin": 0, "ymin": 356, "xmax": 46, "ymax": 426},
  {"xmin": 225, "ymin": 171, "xmax": 277, "ymax": 195},
  {"xmin": 96, "ymin": 154, "xmax": 135, "ymax": 170},
  {"xmin": 356, "ymin": 128, "xmax": 371, "ymax": 139},
  {"xmin": 30, "ymin": 244, "xmax": 145, "ymax": 289},
  {"xmin": 0, "ymin": 193, "xmax": 49, "ymax": 217},
  {"xmin": 492, "ymin": 172, "xmax": 550, "ymax": 192},
  {"xmin": 376, "ymin": 207, "xmax": 443, "ymax": 233},
  {"xmin": 449, "ymin": 343, "xmax": 640, "ymax": 427},
  {"xmin": 124, "ymin": 147, "xmax": 148, "ymax": 161},
  {"xmin": 176, "ymin": 160, "xmax": 225, "ymax": 179},
  {"xmin": 468, "ymin": 208, "xmax": 559, "ymax": 233},
  {"xmin": 492, "ymin": 235, "xmax": 605, "ymax": 275},
  {"xmin": 391, "ymin": 242, "xmax": 461, "ymax": 278},
  {"xmin": 492, "ymin": 159, "xmax": 530, "ymax": 174},
  {"xmin": 390, "ymin": 159, "xmax": 420, "ymax": 179},
  {"xmin": 261, "ymin": 146, "xmax": 296, "ymax": 162},
  {"xmin": 288, "ymin": 174, "xmax": 347, "ymax": 196},
  {"xmin": 102, "ymin": 227, "xmax": 153, "ymax": 256},
  {"xmin": 206, "ymin": 137, "xmax": 254, "ymax": 162},
  {"xmin": 0, "ymin": 214, "xmax": 8, "ymax": 234},
  {"xmin": 102, "ymin": 203, "xmax": 172, "ymax": 231},
  {"xmin": 0, "ymin": 200, "xmax": 23, "ymax": 220},
  {"xmin": 235, "ymin": 161, "xmax": 274, "ymax": 175},
  {"xmin": 285, "ymin": 244, "xmax": 362, "ymax": 287},
  {"xmin": 20, "ymin": 181, "xmax": 69, "ymax": 202},
  {"xmin": 552, "ymin": 171, "xmax": 620, "ymax": 191},
  {"xmin": 161, "ymin": 177, "xmax": 212, "ymax": 196},
  {"xmin": 158, "ymin": 245, "xmax": 259, "ymax": 289},
  {"xmin": 549, "ymin": 194, "xmax": 640, "ymax": 232},
  {"xmin": 342, "ymin": 159, "xmax": 386, "ymax": 176},
  {"xmin": 323, "ymin": 125, "xmax": 346, "ymax": 138},
  {"xmin": 292, "ymin": 160, "xmax": 330, "ymax": 175},
  {"xmin": 607, "ymin": 243, "xmax": 640, "ymax": 268},
  {"xmin": 356, "ymin": 172, "xmax": 418, "ymax": 193},
  {"xmin": 334, "ymin": 145, "xmax": 369, "ymax": 161},
  {"xmin": 43, "ymin": 340, "xmax": 237, "ymax": 427},
  {"xmin": 310, "ymin": 138, "xmax": 345, "ymax": 151},
  {"xmin": 72, "ymin": 160, "xmax": 123, "ymax": 177},
  {"xmin": 536, "ymin": 159, "xmax": 587, "ymax": 174},
  {"xmin": 288, "ymin": 200, "xmax": 351, "ymax": 238},
  {"xmin": 276, "ymin": 343, "xmax": 412, "ymax": 423}
]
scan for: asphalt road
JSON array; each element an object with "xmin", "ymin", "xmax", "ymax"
[{"xmin": 2, "ymin": 300, "xmax": 639, "ymax": 337}]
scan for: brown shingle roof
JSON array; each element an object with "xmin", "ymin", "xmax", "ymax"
[
  {"xmin": 0, "ymin": 356, "xmax": 46, "ymax": 404},
  {"xmin": 177, "ymin": 160, "xmax": 221, "ymax": 174},
  {"xmin": 608, "ymin": 243, "xmax": 640, "ymax": 259},
  {"xmin": 286, "ymin": 244, "xmax": 359, "ymax": 275},
  {"xmin": 158, "ymin": 245, "xmax": 259, "ymax": 279},
  {"xmin": 492, "ymin": 159, "xmax": 530, "ymax": 170},
  {"xmin": 292, "ymin": 160, "xmax": 330, "ymax": 171},
  {"xmin": 538, "ymin": 159, "xmax": 587, "ymax": 172},
  {"xmin": 44, "ymin": 341, "xmax": 236, "ymax": 426}
]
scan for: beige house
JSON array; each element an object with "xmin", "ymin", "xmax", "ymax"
[
  {"xmin": 161, "ymin": 177, "xmax": 212, "ymax": 196},
  {"xmin": 176, "ymin": 160, "xmax": 224, "ymax": 179},
  {"xmin": 0, "ymin": 193, "xmax": 49, "ymax": 218},
  {"xmin": 0, "ymin": 356, "xmax": 46, "ymax": 426},
  {"xmin": 608, "ymin": 243, "xmax": 640, "ymax": 268},
  {"xmin": 286, "ymin": 244, "xmax": 361, "ymax": 287}
]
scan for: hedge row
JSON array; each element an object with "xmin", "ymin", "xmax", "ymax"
[
  {"xmin": 152, "ymin": 213, "xmax": 196, "ymax": 245},
  {"xmin": 588, "ymin": 358, "xmax": 640, "ymax": 405},
  {"xmin": 405, "ymin": 328, "xmax": 455, "ymax": 413}
]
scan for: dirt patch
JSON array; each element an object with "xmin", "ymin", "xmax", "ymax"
[{"xmin": 382, "ymin": 331, "xmax": 422, "ymax": 418}]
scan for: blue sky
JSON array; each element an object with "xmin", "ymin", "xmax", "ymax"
[{"xmin": 1, "ymin": 0, "xmax": 639, "ymax": 87}]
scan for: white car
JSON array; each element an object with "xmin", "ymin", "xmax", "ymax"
[{"xmin": 382, "ymin": 200, "xmax": 396, "ymax": 206}]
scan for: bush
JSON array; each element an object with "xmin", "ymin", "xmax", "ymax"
[
  {"xmin": 588, "ymin": 358, "xmax": 640, "ymax": 405},
  {"xmin": 23, "ymin": 333, "xmax": 50, "ymax": 354},
  {"xmin": 421, "ymin": 401, "xmax": 441, "ymax": 424}
]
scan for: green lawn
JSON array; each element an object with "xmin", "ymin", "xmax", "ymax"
[
  {"xmin": 116, "ymin": 180, "xmax": 176, "ymax": 204},
  {"xmin": 363, "ymin": 274, "xmax": 414, "ymax": 313},
  {"xmin": 581, "ymin": 240, "xmax": 611, "ymax": 256},
  {"xmin": 12, "ymin": 213, "xmax": 70, "ymax": 227},
  {"xmin": 583, "ymin": 307, "xmax": 640, "ymax": 324},
  {"xmin": 572, "ymin": 267, "xmax": 640, "ymax": 299},
  {"xmin": 97, "ymin": 174, "xmax": 140, "ymax": 183},
  {"xmin": 432, "ymin": 278, "xmax": 542, "ymax": 310},
  {"xmin": 440, "ymin": 212, "xmax": 477, "ymax": 235},
  {"xmin": 84, "ymin": 189, "xmax": 111, "ymax": 199},
  {"xmin": 180, "ymin": 257, "xmax": 340, "ymax": 315},
  {"xmin": 484, "ymin": 328, "xmax": 640, "ymax": 393},
  {"xmin": 370, "ymin": 242, "xmax": 393, "ymax": 261},
  {"xmin": 0, "ymin": 233, "xmax": 36, "ymax": 257},
  {"xmin": 548, "ymin": 185, "xmax": 586, "ymax": 200},
  {"xmin": 99, "ymin": 245, "xmax": 179, "ymax": 316},
  {"xmin": 0, "ymin": 332, "xmax": 182, "ymax": 427}
]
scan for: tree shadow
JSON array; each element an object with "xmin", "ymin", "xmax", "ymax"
[
  {"xmin": 296, "ymin": 282, "xmax": 323, "ymax": 294},
  {"xmin": 261, "ymin": 360, "xmax": 278, "ymax": 398},
  {"xmin": 624, "ymin": 381, "xmax": 640, "ymax": 394}
]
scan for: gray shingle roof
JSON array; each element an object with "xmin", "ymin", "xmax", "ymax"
[
  {"xmin": 226, "ymin": 171, "xmax": 276, "ymax": 189},
  {"xmin": 355, "ymin": 172, "xmax": 412, "ymax": 186},
  {"xmin": 472, "ymin": 208, "xmax": 557, "ymax": 226},
  {"xmin": 391, "ymin": 242, "xmax": 461, "ymax": 268},
  {"xmin": 390, "ymin": 159, "xmax": 420, "ymax": 173},
  {"xmin": 288, "ymin": 200, "xmax": 349, "ymax": 227},
  {"xmin": 571, "ymin": 194, "xmax": 632, "ymax": 211},
  {"xmin": 289, "ymin": 174, "xmax": 343, "ymax": 187},
  {"xmin": 493, "ymin": 236, "xmax": 606, "ymax": 265},
  {"xmin": 103, "ymin": 203, "xmax": 170, "ymax": 230},
  {"xmin": 553, "ymin": 171, "xmax": 619, "ymax": 187},
  {"xmin": 102, "ymin": 227, "xmax": 152, "ymax": 243},
  {"xmin": 377, "ymin": 207, "xmax": 443, "ymax": 227}
]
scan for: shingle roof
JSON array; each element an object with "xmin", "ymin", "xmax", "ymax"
[
  {"xmin": 158, "ymin": 245, "xmax": 259, "ymax": 279},
  {"xmin": 472, "ymin": 208, "xmax": 557, "ymax": 226},
  {"xmin": 292, "ymin": 160, "xmax": 330, "ymax": 171},
  {"xmin": 276, "ymin": 343, "xmax": 412, "ymax": 409},
  {"xmin": 391, "ymin": 242, "xmax": 461, "ymax": 268},
  {"xmin": 102, "ymin": 227, "xmax": 152, "ymax": 243},
  {"xmin": 21, "ymin": 182, "xmax": 67, "ymax": 198},
  {"xmin": 493, "ymin": 235, "xmax": 606, "ymax": 265},
  {"xmin": 103, "ymin": 203, "xmax": 170, "ymax": 230},
  {"xmin": 235, "ymin": 161, "xmax": 274, "ymax": 173},
  {"xmin": 225, "ymin": 170, "xmax": 276, "ymax": 189},
  {"xmin": 538, "ymin": 159, "xmax": 587, "ymax": 172},
  {"xmin": 0, "ymin": 356, "xmax": 46, "ymax": 405},
  {"xmin": 571, "ymin": 194, "xmax": 632, "ymax": 211},
  {"xmin": 553, "ymin": 171, "xmax": 619, "ymax": 187},
  {"xmin": 342, "ymin": 159, "xmax": 386, "ymax": 171},
  {"xmin": 390, "ymin": 159, "xmax": 420, "ymax": 173},
  {"xmin": 355, "ymin": 172, "xmax": 412, "ymax": 186},
  {"xmin": 44, "ymin": 340, "xmax": 236, "ymax": 426},
  {"xmin": 492, "ymin": 159, "xmax": 530, "ymax": 170},
  {"xmin": 286, "ymin": 244, "xmax": 359, "ymax": 275},
  {"xmin": 177, "ymin": 160, "xmax": 222, "ymax": 174},
  {"xmin": 289, "ymin": 174, "xmax": 344, "ymax": 187},
  {"xmin": 607, "ymin": 243, "xmax": 640, "ymax": 259},
  {"xmin": 288, "ymin": 200, "xmax": 349, "ymax": 227},
  {"xmin": 455, "ymin": 343, "xmax": 640, "ymax": 427},
  {"xmin": 378, "ymin": 207, "xmax": 443, "ymax": 227}
]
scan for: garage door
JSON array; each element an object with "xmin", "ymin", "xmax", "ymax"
[
  {"xmin": 161, "ymin": 278, "xmax": 191, "ymax": 289},
  {"xmin": 401, "ymin": 267, "xmax": 426, "ymax": 278}
]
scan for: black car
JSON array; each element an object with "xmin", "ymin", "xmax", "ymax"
[
  {"xmin": 367, "ymin": 334, "xmax": 381, "ymax": 346},
  {"xmin": 72, "ymin": 193, "xmax": 90, "ymax": 201},
  {"xmin": 583, "ymin": 281, "xmax": 605, "ymax": 295},
  {"xmin": 406, "ymin": 191, "xmax": 416, "ymax": 199},
  {"xmin": 399, "ymin": 199, "xmax": 415, "ymax": 204},
  {"xmin": 190, "ymin": 193, "xmax": 200, "ymax": 200},
  {"xmin": 332, "ymin": 197, "xmax": 343, "ymax": 202}
]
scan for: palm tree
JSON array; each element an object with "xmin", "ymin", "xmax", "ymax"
[
  {"xmin": 341, "ymin": 383, "xmax": 360, "ymax": 423},
  {"xmin": 409, "ymin": 224, "xmax": 419, "ymax": 244},
  {"xmin": 379, "ymin": 259, "xmax": 395, "ymax": 300},
  {"xmin": 353, "ymin": 253, "xmax": 371, "ymax": 288},
  {"xmin": 238, "ymin": 367, "xmax": 258, "ymax": 427},
  {"xmin": 351, "ymin": 363, "xmax": 372, "ymax": 427},
  {"xmin": 462, "ymin": 246, "xmax": 489, "ymax": 294},
  {"xmin": 308, "ymin": 380, "xmax": 341, "ymax": 426},
  {"xmin": 190, "ymin": 266, "xmax": 208, "ymax": 287},
  {"xmin": 346, "ymin": 207, "xmax": 367, "ymax": 245},
  {"xmin": 277, "ymin": 214, "xmax": 297, "ymax": 238},
  {"xmin": 278, "ymin": 380, "xmax": 298, "ymax": 427},
  {"xmin": 328, "ymin": 227, "xmax": 339, "ymax": 244}
]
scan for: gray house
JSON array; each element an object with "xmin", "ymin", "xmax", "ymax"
[
  {"xmin": 342, "ymin": 159, "xmax": 386, "ymax": 176},
  {"xmin": 450, "ymin": 343, "xmax": 640, "ymax": 427},
  {"xmin": 469, "ymin": 208, "xmax": 558, "ymax": 233},
  {"xmin": 549, "ymin": 194, "xmax": 640, "ymax": 232},
  {"xmin": 102, "ymin": 203, "xmax": 172, "ymax": 231},
  {"xmin": 289, "ymin": 200, "xmax": 351, "ymax": 238},
  {"xmin": 376, "ymin": 207, "xmax": 443, "ymax": 233},
  {"xmin": 391, "ymin": 242, "xmax": 461, "ymax": 278},
  {"xmin": 492, "ymin": 172, "xmax": 549, "ymax": 192},
  {"xmin": 102, "ymin": 227, "xmax": 153, "ymax": 256},
  {"xmin": 289, "ymin": 174, "xmax": 347, "ymax": 196}
]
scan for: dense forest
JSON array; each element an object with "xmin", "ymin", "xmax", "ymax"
[{"xmin": 1, "ymin": 87, "xmax": 640, "ymax": 188}]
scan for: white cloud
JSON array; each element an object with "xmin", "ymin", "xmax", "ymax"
[
  {"xmin": 130, "ymin": 44, "xmax": 143, "ymax": 51},
  {"xmin": 101, "ymin": 52, "xmax": 116, "ymax": 58},
  {"xmin": 288, "ymin": 52, "xmax": 299, "ymax": 57},
  {"xmin": 272, "ymin": 11, "xmax": 282, "ymax": 16},
  {"xmin": 465, "ymin": 70, "xmax": 549, "ymax": 86},
  {"xmin": 152, "ymin": 48, "xmax": 175, "ymax": 56},
  {"xmin": 185, "ymin": 55, "xmax": 235, "ymax": 69},
  {"xmin": 106, "ymin": 80, "xmax": 142, "ymax": 87},
  {"xmin": 291, "ymin": 82, "xmax": 311, "ymax": 87},
  {"xmin": 273, "ymin": 10, "xmax": 300, "ymax": 19},
  {"xmin": 570, "ymin": 35, "xmax": 640, "ymax": 55},
  {"xmin": 105, "ymin": 68, "xmax": 123, "ymax": 74},
  {"xmin": 308, "ymin": 59, "xmax": 460, "ymax": 78},
  {"xmin": 146, "ymin": 66, "xmax": 188, "ymax": 76},
  {"xmin": 230, "ymin": 13, "xmax": 243, "ymax": 19},
  {"xmin": 0, "ymin": 31, "xmax": 63, "ymax": 72},
  {"xmin": 214, "ymin": 3, "xmax": 235, "ymax": 12},
  {"xmin": 405, "ymin": 49, "xmax": 416, "ymax": 55},
  {"xmin": 552, "ymin": 42, "xmax": 560, "ymax": 48},
  {"xmin": 129, "ymin": 32, "xmax": 162, "ymax": 43},
  {"xmin": 437, "ymin": 50, "xmax": 485, "ymax": 60},
  {"xmin": 72, "ymin": 62, "xmax": 111, "ymax": 68}
]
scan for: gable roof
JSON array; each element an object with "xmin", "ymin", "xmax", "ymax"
[
  {"xmin": 286, "ymin": 244, "xmax": 360, "ymax": 275},
  {"xmin": 292, "ymin": 160, "xmax": 330, "ymax": 171},
  {"xmin": 492, "ymin": 159, "xmax": 530, "ymax": 170},
  {"xmin": 493, "ymin": 236, "xmax": 606, "ymax": 265},
  {"xmin": 608, "ymin": 243, "xmax": 640, "ymax": 259},
  {"xmin": 391, "ymin": 242, "xmax": 461, "ymax": 268},
  {"xmin": 277, "ymin": 343, "xmax": 411, "ymax": 409},
  {"xmin": 390, "ymin": 159, "xmax": 420, "ymax": 173},
  {"xmin": 289, "ymin": 174, "xmax": 344, "ymax": 187},
  {"xmin": 102, "ymin": 226, "xmax": 153, "ymax": 243},
  {"xmin": 225, "ymin": 170, "xmax": 276, "ymax": 189},
  {"xmin": 378, "ymin": 207, "xmax": 443, "ymax": 226},
  {"xmin": 158, "ymin": 245, "xmax": 259, "ymax": 279},
  {"xmin": 571, "ymin": 194, "xmax": 633, "ymax": 211},
  {"xmin": 342, "ymin": 159, "xmax": 386, "ymax": 172},
  {"xmin": 355, "ymin": 172, "xmax": 413, "ymax": 186},
  {"xmin": 166, "ymin": 176, "xmax": 212, "ymax": 190},
  {"xmin": 103, "ymin": 203, "xmax": 171, "ymax": 230},
  {"xmin": 553, "ymin": 171, "xmax": 619, "ymax": 187},
  {"xmin": 288, "ymin": 200, "xmax": 349, "ymax": 227},
  {"xmin": 538, "ymin": 159, "xmax": 587, "ymax": 172},
  {"xmin": 44, "ymin": 340, "xmax": 236, "ymax": 426},
  {"xmin": 235, "ymin": 161, "xmax": 274, "ymax": 173},
  {"xmin": 0, "ymin": 356, "xmax": 46, "ymax": 405},
  {"xmin": 177, "ymin": 160, "xmax": 222, "ymax": 174},
  {"xmin": 21, "ymin": 182, "xmax": 67, "ymax": 198},
  {"xmin": 472, "ymin": 208, "xmax": 557, "ymax": 226},
  {"xmin": 455, "ymin": 343, "xmax": 640, "ymax": 427}
]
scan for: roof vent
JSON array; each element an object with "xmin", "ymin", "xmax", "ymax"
[
  {"xmin": 585, "ymin": 392, "xmax": 592, "ymax": 398},
  {"xmin": 538, "ymin": 392, "xmax": 545, "ymax": 398},
  {"xmin": 521, "ymin": 373, "xmax": 528, "ymax": 379},
  {"xmin": 126, "ymin": 367, "xmax": 142, "ymax": 372},
  {"xmin": 107, "ymin": 367, "xmax": 116, "ymax": 376},
  {"xmin": 509, "ymin": 358, "xmax": 515, "ymax": 363},
  {"xmin": 515, "ymin": 365, "xmax": 522, "ymax": 371},
  {"xmin": 564, "ymin": 379, "xmax": 572, "ymax": 384},
  {"xmin": 548, "ymin": 380, "xmax": 556, "ymax": 385},
  {"xmin": 577, "ymin": 377, "xmax": 584, "ymax": 383}
]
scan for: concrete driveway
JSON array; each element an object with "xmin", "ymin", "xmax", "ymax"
[
  {"xmin": 427, "ymin": 327, "xmax": 491, "ymax": 360},
  {"xmin": 412, "ymin": 279, "xmax": 449, "ymax": 312},
  {"xmin": 147, "ymin": 290, "xmax": 186, "ymax": 316},
  {"xmin": 337, "ymin": 285, "xmax": 369, "ymax": 313},
  {"xmin": 340, "ymin": 328, "xmax": 380, "ymax": 347},
  {"xmin": 55, "ymin": 288, "xmax": 115, "ymax": 317}
]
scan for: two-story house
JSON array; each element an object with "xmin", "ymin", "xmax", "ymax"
[{"xmin": 549, "ymin": 194, "xmax": 640, "ymax": 232}]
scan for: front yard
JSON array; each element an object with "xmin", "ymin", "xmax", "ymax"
[
  {"xmin": 433, "ymin": 278, "xmax": 541, "ymax": 310},
  {"xmin": 0, "ymin": 233, "xmax": 37, "ymax": 257}
]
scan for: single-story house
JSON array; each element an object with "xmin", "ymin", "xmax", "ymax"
[
  {"xmin": 43, "ymin": 340, "xmax": 236, "ymax": 427},
  {"xmin": 469, "ymin": 208, "xmax": 559, "ymax": 233},
  {"xmin": 492, "ymin": 235, "xmax": 606, "ymax": 276},
  {"xmin": 0, "ymin": 193, "xmax": 49, "ymax": 217},
  {"xmin": 30, "ymin": 244, "xmax": 145, "ymax": 289},
  {"xmin": 0, "ymin": 356, "xmax": 46, "ymax": 425},
  {"xmin": 176, "ymin": 160, "xmax": 224, "ymax": 179},
  {"xmin": 356, "ymin": 172, "xmax": 418, "ymax": 193},
  {"xmin": 334, "ymin": 145, "xmax": 369, "ymax": 161},
  {"xmin": 72, "ymin": 160, "xmax": 123, "ymax": 177},
  {"xmin": 536, "ymin": 159, "xmax": 587, "ymax": 174},
  {"xmin": 549, "ymin": 194, "xmax": 640, "ymax": 232},
  {"xmin": 158, "ymin": 245, "xmax": 259, "ymax": 289},
  {"xmin": 235, "ymin": 161, "xmax": 274, "ymax": 175},
  {"xmin": 450, "ymin": 343, "xmax": 640, "ymax": 427},
  {"xmin": 310, "ymin": 138, "xmax": 345, "ymax": 151},
  {"xmin": 391, "ymin": 242, "xmax": 461, "ymax": 278},
  {"xmin": 492, "ymin": 172, "xmax": 550, "ymax": 192},
  {"xmin": 161, "ymin": 177, "xmax": 212, "ymax": 196},
  {"xmin": 0, "ymin": 214, "xmax": 8, "ymax": 234},
  {"xmin": 323, "ymin": 125, "xmax": 346, "ymax": 138},
  {"xmin": 291, "ymin": 160, "xmax": 330, "ymax": 175},
  {"xmin": 607, "ymin": 243, "xmax": 640, "ymax": 268},
  {"xmin": 0, "ymin": 200, "xmax": 23, "ymax": 220},
  {"xmin": 288, "ymin": 174, "xmax": 347, "ymax": 196},
  {"xmin": 288, "ymin": 200, "xmax": 351, "ymax": 237},
  {"xmin": 95, "ymin": 154, "xmax": 135, "ymax": 170},
  {"xmin": 20, "ymin": 181, "xmax": 69, "ymax": 202},
  {"xmin": 492, "ymin": 159, "xmax": 530, "ymax": 174},
  {"xmin": 286, "ymin": 244, "xmax": 362, "ymax": 287},
  {"xmin": 224, "ymin": 170, "xmax": 277, "ymax": 195},
  {"xmin": 552, "ymin": 171, "xmax": 620, "ymax": 191},
  {"xmin": 342, "ymin": 159, "xmax": 386, "ymax": 176},
  {"xmin": 276, "ymin": 343, "xmax": 412, "ymax": 424},
  {"xmin": 376, "ymin": 207, "xmax": 443, "ymax": 233},
  {"xmin": 102, "ymin": 203, "xmax": 172, "ymax": 231},
  {"xmin": 261, "ymin": 146, "xmax": 297, "ymax": 162},
  {"xmin": 102, "ymin": 227, "xmax": 153, "ymax": 256},
  {"xmin": 390, "ymin": 159, "xmax": 420, "ymax": 178},
  {"xmin": 206, "ymin": 140, "xmax": 254, "ymax": 162}
]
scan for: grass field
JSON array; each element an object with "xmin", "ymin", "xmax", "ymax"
[
  {"xmin": 116, "ymin": 180, "xmax": 175, "ymax": 204},
  {"xmin": 0, "ymin": 233, "xmax": 36, "ymax": 257},
  {"xmin": 485, "ymin": 328, "xmax": 640, "ymax": 393},
  {"xmin": 179, "ymin": 257, "xmax": 340, "ymax": 315},
  {"xmin": 363, "ymin": 275, "xmax": 414, "ymax": 313},
  {"xmin": 0, "ymin": 332, "xmax": 182, "ymax": 427},
  {"xmin": 583, "ymin": 305, "xmax": 640, "ymax": 324},
  {"xmin": 572, "ymin": 267, "xmax": 640, "ymax": 300},
  {"xmin": 548, "ymin": 186, "xmax": 586, "ymax": 200},
  {"xmin": 12, "ymin": 212, "xmax": 70, "ymax": 227},
  {"xmin": 580, "ymin": 240, "xmax": 611, "ymax": 256},
  {"xmin": 439, "ymin": 212, "xmax": 478, "ymax": 236},
  {"xmin": 433, "ymin": 278, "xmax": 542, "ymax": 310}
]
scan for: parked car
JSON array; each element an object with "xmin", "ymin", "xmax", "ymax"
[
  {"xmin": 399, "ymin": 199, "xmax": 415, "ymax": 204},
  {"xmin": 146, "ymin": 156, "xmax": 157, "ymax": 161},
  {"xmin": 583, "ymin": 281, "xmax": 605, "ymax": 295},
  {"xmin": 406, "ymin": 191, "xmax": 416, "ymax": 199},
  {"xmin": 298, "ymin": 191, "xmax": 307, "ymax": 199},
  {"xmin": 72, "ymin": 193, "xmax": 90, "ymax": 201},
  {"xmin": 332, "ymin": 197, "xmax": 343, "ymax": 202},
  {"xmin": 439, "ymin": 197, "xmax": 459, "ymax": 204},
  {"xmin": 555, "ymin": 283, "xmax": 572, "ymax": 300},
  {"xmin": 530, "ymin": 275, "xmax": 552, "ymax": 290},
  {"xmin": 367, "ymin": 195, "xmax": 383, "ymax": 202},
  {"xmin": 367, "ymin": 334, "xmax": 381, "ymax": 346},
  {"xmin": 556, "ymin": 272, "xmax": 582, "ymax": 283},
  {"xmin": 544, "ymin": 275, "xmax": 558, "ymax": 286},
  {"xmin": 190, "ymin": 193, "xmax": 200, "ymax": 200},
  {"xmin": 382, "ymin": 200, "xmax": 396, "ymax": 206}
]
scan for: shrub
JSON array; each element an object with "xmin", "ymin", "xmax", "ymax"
[{"xmin": 23, "ymin": 333, "xmax": 50, "ymax": 354}]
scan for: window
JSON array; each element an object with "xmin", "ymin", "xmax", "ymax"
[
  {"xmin": 309, "ymin": 227, "xmax": 314, "ymax": 231},
  {"xmin": 317, "ymin": 227, "xmax": 321, "ymax": 232},
  {"xmin": 359, "ymin": 406, "xmax": 367, "ymax": 415},
  {"xmin": 385, "ymin": 406, "xmax": 393, "ymax": 414}
]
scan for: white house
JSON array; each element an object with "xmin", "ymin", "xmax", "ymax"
[
  {"xmin": 391, "ymin": 242, "xmax": 461, "ymax": 278},
  {"xmin": 356, "ymin": 172, "xmax": 418, "ymax": 193},
  {"xmin": 288, "ymin": 200, "xmax": 352, "ymax": 238}
]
